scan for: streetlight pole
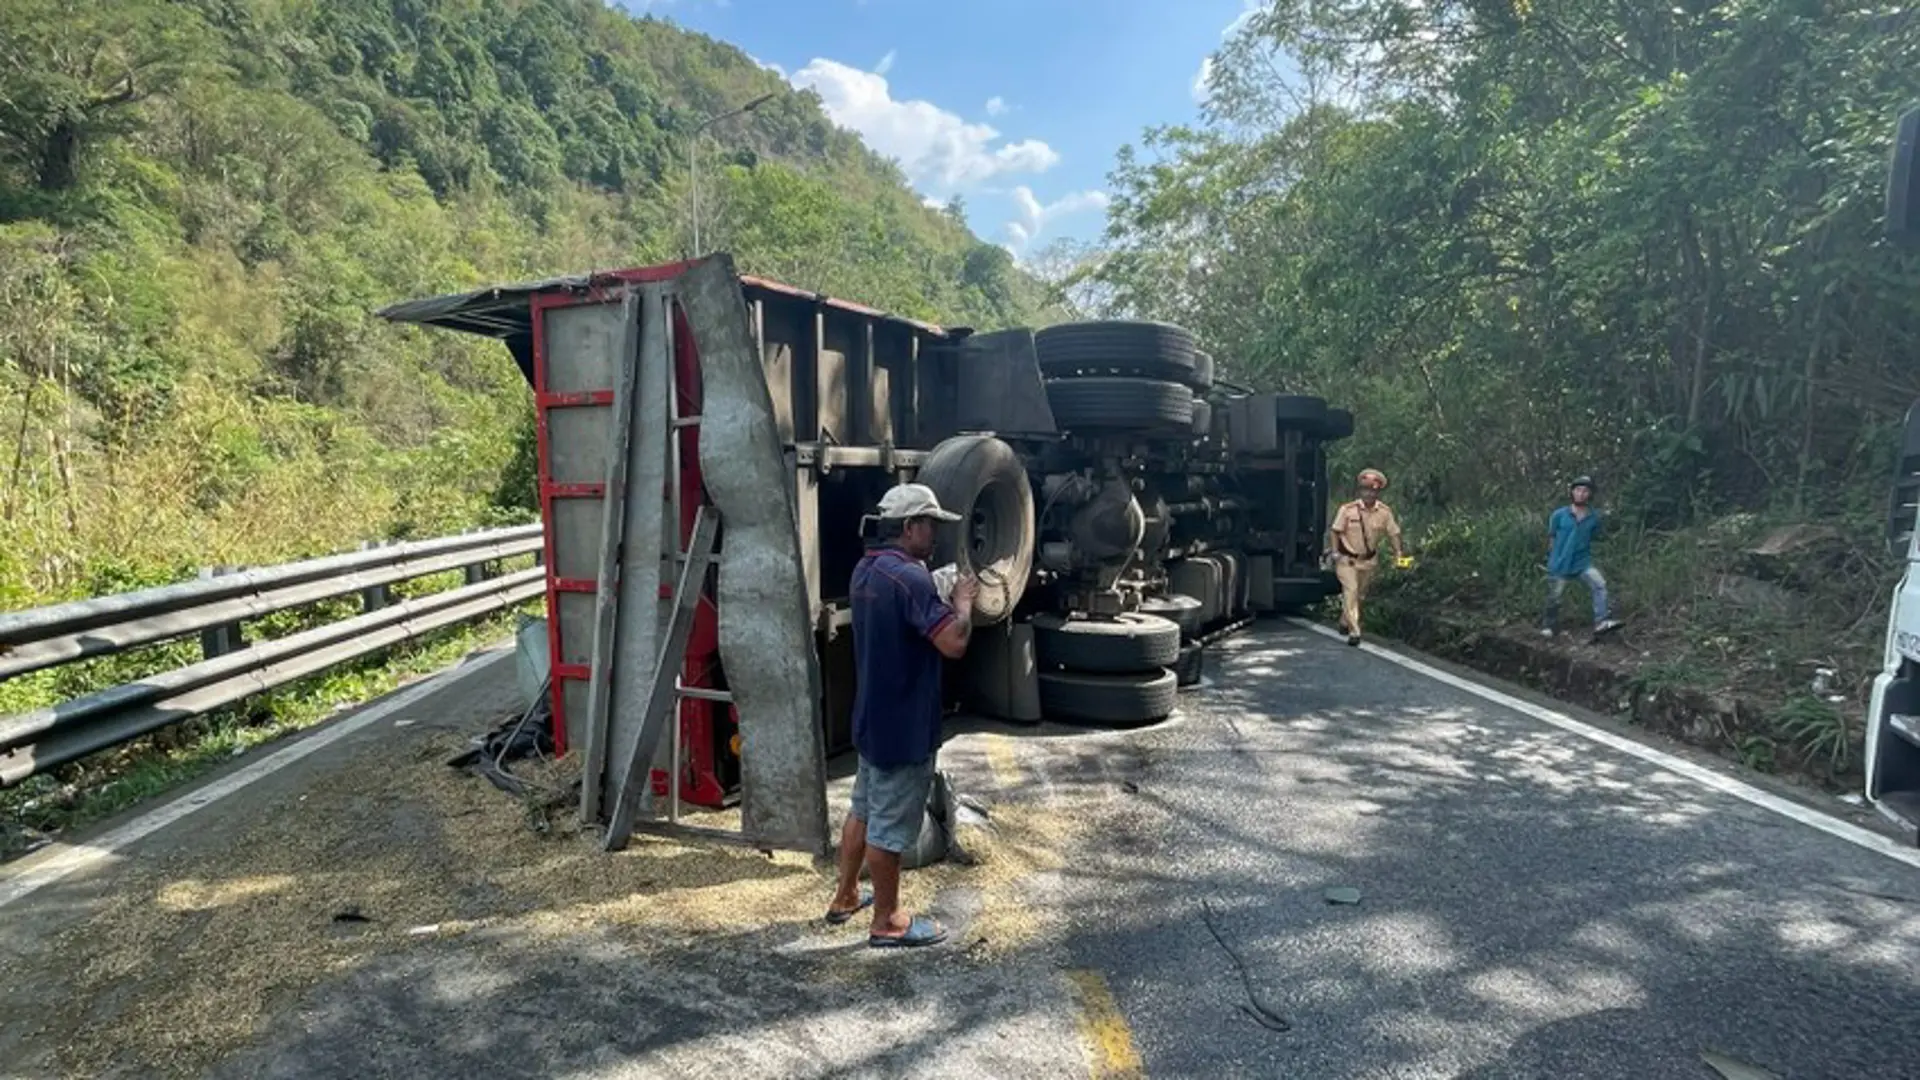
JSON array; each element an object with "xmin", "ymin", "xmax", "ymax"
[{"xmin": 689, "ymin": 91, "xmax": 776, "ymax": 256}]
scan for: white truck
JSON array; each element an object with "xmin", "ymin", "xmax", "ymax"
[{"xmin": 1865, "ymin": 106, "xmax": 1920, "ymax": 841}]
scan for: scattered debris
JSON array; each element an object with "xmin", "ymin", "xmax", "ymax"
[
  {"xmin": 1324, "ymin": 886, "xmax": 1363, "ymax": 905},
  {"xmin": 406, "ymin": 924, "xmax": 442, "ymax": 937},
  {"xmin": 1700, "ymin": 1049, "xmax": 1780, "ymax": 1079},
  {"xmin": 449, "ymin": 676, "xmax": 560, "ymax": 804},
  {"xmin": 1121, "ymin": 780, "xmax": 1140, "ymax": 795},
  {"xmin": 1838, "ymin": 793, "xmax": 1864, "ymax": 806},
  {"xmin": 1200, "ymin": 900, "xmax": 1292, "ymax": 1032},
  {"xmin": 18, "ymin": 725, "xmax": 1089, "ymax": 1078}
]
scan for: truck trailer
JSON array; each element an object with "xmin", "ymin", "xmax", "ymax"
[{"xmin": 381, "ymin": 258, "xmax": 1349, "ymax": 818}]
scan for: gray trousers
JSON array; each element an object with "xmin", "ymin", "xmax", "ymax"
[{"xmin": 1543, "ymin": 567, "xmax": 1609, "ymax": 627}]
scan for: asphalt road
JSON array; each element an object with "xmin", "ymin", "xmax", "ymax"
[
  {"xmin": 5, "ymin": 624, "xmax": 1919, "ymax": 1079},
  {"xmin": 1068, "ymin": 628, "xmax": 1920, "ymax": 1079}
]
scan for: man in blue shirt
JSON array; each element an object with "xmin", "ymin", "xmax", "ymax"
[
  {"xmin": 1542, "ymin": 475, "xmax": 1622, "ymax": 639},
  {"xmin": 826, "ymin": 482, "xmax": 977, "ymax": 948}
]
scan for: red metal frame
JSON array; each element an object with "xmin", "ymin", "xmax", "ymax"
[{"xmin": 528, "ymin": 262, "xmax": 733, "ymax": 806}]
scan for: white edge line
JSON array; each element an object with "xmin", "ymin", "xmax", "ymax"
[
  {"xmin": 0, "ymin": 649, "xmax": 515, "ymax": 910},
  {"xmin": 1289, "ymin": 619, "xmax": 1920, "ymax": 872}
]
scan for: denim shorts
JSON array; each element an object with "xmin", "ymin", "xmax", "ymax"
[{"xmin": 849, "ymin": 756, "xmax": 935, "ymax": 854}]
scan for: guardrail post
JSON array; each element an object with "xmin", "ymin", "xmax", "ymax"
[
  {"xmin": 360, "ymin": 541, "xmax": 391, "ymax": 612},
  {"xmin": 198, "ymin": 566, "xmax": 245, "ymax": 659},
  {"xmin": 463, "ymin": 529, "xmax": 493, "ymax": 586}
]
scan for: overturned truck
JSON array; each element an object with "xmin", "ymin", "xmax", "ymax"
[{"xmin": 382, "ymin": 257, "xmax": 1349, "ymax": 822}]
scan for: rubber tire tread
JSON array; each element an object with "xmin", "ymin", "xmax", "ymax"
[
  {"xmin": 1035, "ymin": 321, "xmax": 1196, "ymax": 382},
  {"xmin": 1046, "ymin": 377, "xmax": 1194, "ymax": 432},
  {"xmin": 915, "ymin": 435, "xmax": 1034, "ymax": 626},
  {"xmin": 1032, "ymin": 611, "xmax": 1181, "ymax": 673},
  {"xmin": 1038, "ymin": 668, "xmax": 1179, "ymax": 727}
]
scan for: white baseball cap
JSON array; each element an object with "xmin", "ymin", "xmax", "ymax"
[{"xmin": 876, "ymin": 483, "xmax": 961, "ymax": 522}]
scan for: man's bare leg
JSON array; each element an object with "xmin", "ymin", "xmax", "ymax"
[
  {"xmin": 866, "ymin": 846, "xmax": 911, "ymax": 936},
  {"xmin": 829, "ymin": 813, "xmax": 868, "ymax": 915}
]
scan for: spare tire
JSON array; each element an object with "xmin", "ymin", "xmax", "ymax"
[
  {"xmin": 1035, "ymin": 321, "xmax": 1196, "ymax": 383},
  {"xmin": 1273, "ymin": 394, "xmax": 1329, "ymax": 428},
  {"xmin": 1032, "ymin": 611, "xmax": 1181, "ymax": 673},
  {"xmin": 1038, "ymin": 668, "xmax": 1179, "ymax": 727},
  {"xmin": 1140, "ymin": 593, "xmax": 1204, "ymax": 640},
  {"xmin": 1047, "ymin": 377, "xmax": 1194, "ymax": 433},
  {"xmin": 916, "ymin": 435, "xmax": 1034, "ymax": 625},
  {"xmin": 1316, "ymin": 407, "xmax": 1355, "ymax": 442}
]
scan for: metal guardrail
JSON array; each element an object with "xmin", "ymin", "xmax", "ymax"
[{"xmin": 0, "ymin": 525, "xmax": 545, "ymax": 786}]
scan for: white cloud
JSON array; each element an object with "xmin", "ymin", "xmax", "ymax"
[
  {"xmin": 921, "ymin": 195, "xmax": 946, "ymax": 210},
  {"xmin": 985, "ymin": 96, "xmax": 1008, "ymax": 117},
  {"xmin": 874, "ymin": 49, "xmax": 897, "ymax": 76},
  {"xmin": 749, "ymin": 53, "xmax": 786, "ymax": 78},
  {"xmin": 1003, "ymin": 185, "xmax": 1109, "ymax": 252},
  {"xmin": 789, "ymin": 59, "xmax": 1060, "ymax": 191},
  {"xmin": 1191, "ymin": 56, "xmax": 1215, "ymax": 103}
]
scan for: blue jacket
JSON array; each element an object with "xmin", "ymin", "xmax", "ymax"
[{"xmin": 1547, "ymin": 506, "xmax": 1604, "ymax": 577}]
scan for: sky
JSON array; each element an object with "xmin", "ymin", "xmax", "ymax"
[{"xmin": 621, "ymin": 0, "xmax": 1263, "ymax": 258}]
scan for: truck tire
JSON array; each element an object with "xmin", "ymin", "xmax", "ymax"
[
  {"xmin": 1174, "ymin": 642, "xmax": 1204, "ymax": 688},
  {"xmin": 1046, "ymin": 377, "xmax": 1194, "ymax": 433},
  {"xmin": 917, "ymin": 435, "xmax": 1034, "ymax": 625},
  {"xmin": 1140, "ymin": 593, "xmax": 1203, "ymax": 640},
  {"xmin": 1038, "ymin": 668, "xmax": 1179, "ymax": 727},
  {"xmin": 1190, "ymin": 350, "xmax": 1215, "ymax": 391},
  {"xmin": 1032, "ymin": 611, "xmax": 1181, "ymax": 673},
  {"xmin": 1272, "ymin": 394, "xmax": 1328, "ymax": 428},
  {"xmin": 1315, "ymin": 407, "xmax": 1354, "ymax": 442},
  {"xmin": 1035, "ymin": 321, "xmax": 1196, "ymax": 382}
]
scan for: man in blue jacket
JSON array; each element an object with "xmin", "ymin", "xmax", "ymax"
[
  {"xmin": 825, "ymin": 482, "xmax": 977, "ymax": 949},
  {"xmin": 1542, "ymin": 475, "xmax": 1622, "ymax": 639}
]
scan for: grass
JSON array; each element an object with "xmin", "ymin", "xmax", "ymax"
[
  {"xmin": 1, "ymin": 600, "xmax": 541, "ymax": 859},
  {"xmin": 1366, "ymin": 503, "xmax": 1896, "ymax": 784}
]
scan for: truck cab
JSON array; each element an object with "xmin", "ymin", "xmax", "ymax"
[{"xmin": 1865, "ymin": 106, "xmax": 1920, "ymax": 839}]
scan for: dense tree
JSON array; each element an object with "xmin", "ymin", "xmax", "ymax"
[
  {"xmin": 1100, "ymin": 0, "xmax": 1920, "ymax": 522},
  {"xmin": 0, "ymin": 0, "xmax": 1049, "ymax": 609}
]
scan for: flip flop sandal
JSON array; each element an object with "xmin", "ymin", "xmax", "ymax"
[
  {"xmin": 868, "ymin": 914, "xmax": 947, "ymax": 949},
  {"xmin": 825, "ymin": 892, "xmax": 873, "ymax": 925}
]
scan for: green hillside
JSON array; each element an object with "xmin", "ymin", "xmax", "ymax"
[{"xmin": 0, "ymin": 0, "xmax": 1044, "ymax": 610}]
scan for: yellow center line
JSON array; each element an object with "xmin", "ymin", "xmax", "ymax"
[{"xmin": 1067, "ymin": 969, "xmax": 1145, "ymax": 1079}]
